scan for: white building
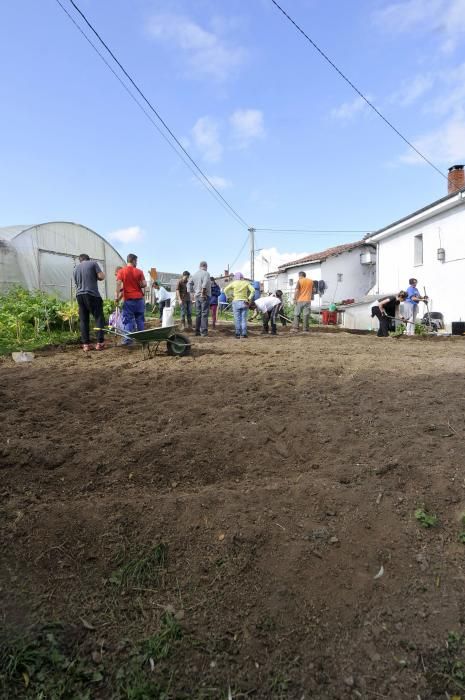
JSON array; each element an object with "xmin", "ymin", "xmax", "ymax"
[
  {"xmin": 0, "ymin": 221, "xmax": 125, "ymax": 300},
  {"xmin": 265, "ymin": 240, "xmax": 376, "ymax": 309},
  {"xmin": 348, "ymin": 164, "xmax": 465, "ymax": 332}
]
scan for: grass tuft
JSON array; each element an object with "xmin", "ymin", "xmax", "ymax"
[{"xmin": 110, "ymin": 543, "xmax": 168, "ymax": 589}]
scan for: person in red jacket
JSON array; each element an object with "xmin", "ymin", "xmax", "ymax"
[{"xmin": 115, "ymin": 253, "xmax": 147, "ymax": 345}]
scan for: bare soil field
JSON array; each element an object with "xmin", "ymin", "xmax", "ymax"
[{"xmin": 1, "ymin": 327, "xmax": 465, "ymax": 699}]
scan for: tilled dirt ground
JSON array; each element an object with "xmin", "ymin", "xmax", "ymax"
[{"xmin": 1, "ymin": 326, "xmax": 465, "ymax": 699}]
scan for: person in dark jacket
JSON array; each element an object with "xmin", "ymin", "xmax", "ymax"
[
  {"xmin": 371, "ymin": 291, "xmax": 407, "ymax": 336},
  {"xmin": 73, "ymin": 253, "xmax": 106, "ymax": 352},
  {"xmin": 209, "ymin": 277, "xmax": 221, "ymax": 329}
]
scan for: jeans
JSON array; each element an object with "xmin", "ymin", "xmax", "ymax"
[
  {"xmin": 180, "ymin": 298, "xmax": 192, "ymax": 326},
  {"xmin": 293, "ymin": 301, "xmax": 311, "ymax": 330},
  {"xmin": 195, "ymin": 296, "xmax": 210, "ymax": 335},
  {"xmin": 159, "ymin": 298, "xmax": 170, "ymax": 320},
  {"xmin": 77, "ymin": 293, "xmax": 105, "ymax": 344},
  {"xmin": 233, "ymin": 300, "xmax": 248, "ymax": 336},
  {"xmin": 122, "ymin": 298, "xmax": 145, "ymax": 344}
]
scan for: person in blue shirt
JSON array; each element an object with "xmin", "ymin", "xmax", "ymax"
[
  {"xmin": 218, "ymin": 290, "xmax": 228, "ymax": 318},
  {"xmin": 209, "ymin": 277, "xmax": 221, "ymax": 329},
  {"xmin": 404, "ymin": 278, "xmax": 428, "ymax": 336}
]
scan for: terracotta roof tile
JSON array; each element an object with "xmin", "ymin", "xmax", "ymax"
[{"xmin": 277, "ymin": 240, "xmax": 366, "ymax": 269}]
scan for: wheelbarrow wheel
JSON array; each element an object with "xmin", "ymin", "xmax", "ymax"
[{"xmin": 167, "ymin": 333, "xmax": 191, "ymax": 357}]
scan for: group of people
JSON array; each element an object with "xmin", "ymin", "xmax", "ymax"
[
  {"xmin": 174, "ymin": 262, "xmax": 221, "ymax": 336},
  {"xmin": 73, "ymin": 252, "xmax": 430, "ymax": 349},
  {"xmin": 371, "ymin": 278, "xmax": 428, "ymax": 337},
  {"xmin": 73, "ymin": 254, "xmax": 313, "ymax": 350}
]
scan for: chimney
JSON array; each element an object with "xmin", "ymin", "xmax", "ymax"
[{"xmin": 448, "ymin": 164, "xmax": 465, "ymax": 194}]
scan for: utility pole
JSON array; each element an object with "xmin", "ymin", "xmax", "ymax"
[{"xmin": 249, "ymin": 227, "xmax": 255, "ymax": 281}]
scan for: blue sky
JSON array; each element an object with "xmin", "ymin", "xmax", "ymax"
[{"xmin": 1, "ymin": 0, "xmax": 465, "ymax": 278}]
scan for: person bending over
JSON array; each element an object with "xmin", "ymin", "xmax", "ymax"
[
  {"xmin": 371, "ymin": 291, "xmax": 407, "ymax": 337},
  {"xmin": 254, "ymin": 291, "xmax": 283, "ymax": 335}
]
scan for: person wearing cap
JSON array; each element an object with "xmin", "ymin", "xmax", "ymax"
[
  {"xmin": 190, "ymin": 261, "xmax": 211, "ymax": 337},
  {"xmin": 224, "ymin": 272, "xmax": 255, "ymax": 339},
  {"xmin": 176, "ymin": 270, "xmax": 192, "ymax": 331},
  {"xmin": 253, "ymin": 291, "xmax": 283, "ymax": 335}
]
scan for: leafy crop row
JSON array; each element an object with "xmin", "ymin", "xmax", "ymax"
[{"xmin": 0, "ymin": 287, "xmax": 113, "ymax": 354}]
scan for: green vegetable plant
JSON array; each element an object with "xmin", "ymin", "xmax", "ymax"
[
  {"xmin": 415, "ymin": 507, "xmax": 438, "ymax": 528},
  {"xmin": 389, "ymin": 322, "xmax": 406, "ymax": 337},
  {"xmin": 0, "ymin": 286, "xmax": 113, "ymax": 354},
  {"xmin": 414, "ymin": 322, "xmax": 428, "ymax": 336}
]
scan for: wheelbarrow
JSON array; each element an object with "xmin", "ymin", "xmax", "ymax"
[{"xmin": 101, "ymin": 325, "xmax": 191, "ymax": 359}]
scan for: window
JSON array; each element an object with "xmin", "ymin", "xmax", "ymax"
[
  {"xmin": 414, "ymin": 234, "xmax": 423, "ymax": 266},
  {"xmin": 337, "ymin": 273, "xmax": 343, "ymax": 282},
  {"xmin": 289, "ymin": 278, "xmax": 294, "ymax": 287}
]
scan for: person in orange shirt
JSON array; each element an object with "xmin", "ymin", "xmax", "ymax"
[{"xmin": 292, "ymin": 271, "xmax": 313, "ymax": 332}]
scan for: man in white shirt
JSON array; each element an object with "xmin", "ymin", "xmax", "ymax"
[
  {"xmin": 254, "ymin": 291, "xmax": 283, "ymax": 335},
  {"xmin": 153, "ymin": 281, "xmax": 171, "ymax": 320}
]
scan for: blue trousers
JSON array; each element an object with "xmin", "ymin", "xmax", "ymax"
[
  {"xmin": 233, "ymin": 300, "xmax": 248, "ymax": 336},
  {"xmin": 122, "ymin": 298, "xmax": 145, "ymax": 344}
]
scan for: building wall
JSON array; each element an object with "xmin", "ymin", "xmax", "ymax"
[
  {"xmin": 276, "ymin": 247, "xmax": 375, "ymax": 306},
  {"xmin": 342, "ymin": 300, "xmax": 377, "ymax": 331},
  {"xmin": 319, "ymin": 248, "xmax": 376, "ymax": 304},
  {"xmin": 277, "ymin": 263, "xmax": 322, "ymax": 299},
  {"xmin": 376, "ymin": 203, "xmax": 465, "ymax": 328}
]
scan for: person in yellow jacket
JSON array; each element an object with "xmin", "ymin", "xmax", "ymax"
[{"xmin": 224, "ymin": 272, "xmax": 256, "ymax": 339}]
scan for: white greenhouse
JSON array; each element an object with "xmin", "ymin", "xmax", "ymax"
[{"xmin": 0, "ymin": 221, "xmax": 125, "ymax": 300}]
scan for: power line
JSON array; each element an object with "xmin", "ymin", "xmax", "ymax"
[
  {"xmin": 55, "ymin": 0, "xmax": 250, "ymax": 230},
  {"xmin": 255, "ymin": 228, "xmax": 369, "ymax": 234},
  {"xmin": 229, "ymin": 233, "xmax": 250, "ymax": 270},
  {"xmin": 269, "ymin": 0, "xmax": 448, "ymax": 181}
]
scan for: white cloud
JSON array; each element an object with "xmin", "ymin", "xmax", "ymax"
[
  {"xmin": 146, "ymin": 13, "xmax": 246, "ymax": 81},
  {"xmin": 239, "ymin": 247, "xmax": 309, "ymax": 281},
  {"xmin": 429, "ymin": 63, "xmax": 465, "ymax": 116},
  {"xmin": 230, "ymin": 109, "xmax": 265, "ymax": 146},
  {"xmin": 191, "ymin": 116, "xmax": 223, "ymax": 162},
  {"xmin": 374, "ymin": 0, "xmax": 465, "ymax": 53},
  {"xmin": 399, "ymin": 115, "xmax": 465, "ymax": 165},
  {"xmin": 205, "ymin": 175, "xmax": 232, "ymax": 190},
  {"xmin": 331, "ymin": 96, "xmax": 369, "ymax": 121},
  {"xmin": 390, "ymin": 73, "xmax": 435, "ymax": 107},
  {"xmin": 393, "ymin": 61, "xmax": 465, "ymax": 166},
  {"xmin": 107, "ymin": 226, "xmax": 144, "ymax": 244}
]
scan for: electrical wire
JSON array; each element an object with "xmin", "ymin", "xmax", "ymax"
[
  {"xmin": 269, "ymin": 0, "xmax": 447, "ymax": 181},
  {"xmin": 255, "ymin": 228, "xmax": 369, "ymax": 234},
  {"xmin": 54, "ymin": 0, "xmax": 250, "ymax": 230},
  {"xmin": 229, "ymin": 233, "xmax": 250, "ymax": 271}
]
